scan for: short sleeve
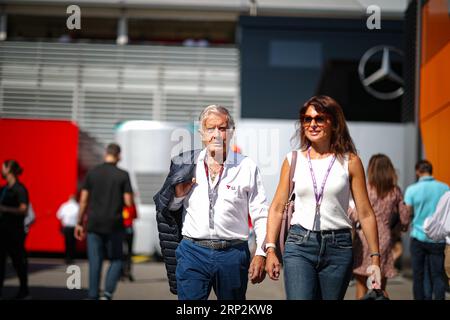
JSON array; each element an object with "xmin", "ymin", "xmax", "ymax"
[
  {"xmin": 17, "ymin": 185, "xmax": 29, "ymax": 206},
  {"xmin": 123, "ymin": 172, "xmax": 133, "ymax": 194},
  {"xmin": 396, "ymin": 186, "xmax": 411, "ymax": 227},
  {"xmin": 82, "ymin": 172, "xmax": 92, "ymax": 191},
  {"xmin": 404, "ymin": 186, "xmax": 413, "ymax": 206}
]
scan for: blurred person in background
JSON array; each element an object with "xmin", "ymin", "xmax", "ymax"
[
  {"xmin": 349, "ymin": 154, "xmax": 410, "ymax": 299},
  {"xmin": 121, "ymin": 204, "xmax": 137, "ymax": 282},
  {"xmin": 75, "ymin": 143, "xmax": 134, "ymax": 300},
  {"xmin": 56, "ymin": 194, "xmax": 79, "ymax": 264},
  {"xmin": 0, "ymin": 160, "xmax": 30, "ymax": 300},
  {"xmin": 405, "ymin": 160, "xmax": 448, "ymax": 300}
]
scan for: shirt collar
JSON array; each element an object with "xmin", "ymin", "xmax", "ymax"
[
  {"xmin": 198, "ymin": 147, "xmax": 237, "ymax": 167},
  {"xmin": 419, "ymin": 176, "xmax": 434, "ymax": 182}
]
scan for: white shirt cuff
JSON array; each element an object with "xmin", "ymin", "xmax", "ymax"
[{"xmin": 254, "ymin": 245, "xmax": 266, "ymax": 257}]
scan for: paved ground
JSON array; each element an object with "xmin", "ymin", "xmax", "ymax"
[{"xmin": 2, "ymin": 256, "xmax": 438, "ymax": 300}]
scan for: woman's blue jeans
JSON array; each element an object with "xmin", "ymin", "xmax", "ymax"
[{"xmin": 283, "ymin": 224, "xmax": 353, "ymax": 300}]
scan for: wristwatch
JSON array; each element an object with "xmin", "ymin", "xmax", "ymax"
[{"xmin": 264, "ymin": 243, "xmax": 276, "ymax": 253}]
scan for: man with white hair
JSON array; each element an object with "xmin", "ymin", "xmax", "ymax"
[{"xmin": 164, "ymin": 105, "xmax": 268, "ymax": 300}]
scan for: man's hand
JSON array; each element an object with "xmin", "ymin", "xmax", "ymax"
[
  {"xmin": 175, "ymin": 178, "xmax": 196, "ymax": 197},
  {"xmin": 248, "ymin": 255, "xmax": 266, "ymax": 284},
  {"xmin": 265, "ymin": 250, "xmax": 281, "ymax": 281},
  {"xmin": 74, "ymin": 224, "xmax": 86, "ymax": 241}
]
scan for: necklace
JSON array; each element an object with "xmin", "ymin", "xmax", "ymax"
[
  {"xmin": 208, "ymin": 165, "xmax": 221, "ymax": 182},
  {"xmin": 309, "ymin": 150, "xmax": 332, "ymax": 159}
]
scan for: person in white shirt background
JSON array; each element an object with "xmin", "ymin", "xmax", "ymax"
[
  {"xmin": 169, "ymin": 104, "xmax": 268, "ymax": 300},
  {"xmin": 424, "ymin": 191, "xmax": 450, "ymax": 291},
  {"xmin": 56, "ymin": 194, "xmax": 79, "ymax": 264}
]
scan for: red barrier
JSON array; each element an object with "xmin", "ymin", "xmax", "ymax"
[{"xmin": 0, "ymin": 119, "xmax": 79, "ymax": 253}]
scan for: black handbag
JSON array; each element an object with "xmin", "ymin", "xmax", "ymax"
[{"xmin": 360, "ymin": 289, "xmax": 390, "ymax": 300}]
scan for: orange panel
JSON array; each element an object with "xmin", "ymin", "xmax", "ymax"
[
  {"xmin": 421, "ymin": 0, "xmax": 450, "ymax": 64},
  {"xmin": 421, "ymin": 105, "xmax": 450, "ymax": 185},
  {"xmin": 420, "ymin": 43, "xmax": 450, "ymax": 121},
  {"xmin": 420, "ymin": 0, "xmax": 450, "ymax": 185}
]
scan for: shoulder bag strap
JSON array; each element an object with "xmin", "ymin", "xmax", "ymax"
[
  {"xmin": 288, "ymin": 151, "xmax": 297, "ymax": 198},
  {"xmin": 286, "ymin": 151, "xmax": 297, "ymax": 228}
]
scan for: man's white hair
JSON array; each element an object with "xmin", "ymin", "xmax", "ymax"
[{"xmin": 198, "ymin": 105, "xmax": 235, "ymax": 132}]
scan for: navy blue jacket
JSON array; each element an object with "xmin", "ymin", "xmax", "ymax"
[{"xmin": 153, "ymin": 149, "xmax": 201, "ymax": 295}]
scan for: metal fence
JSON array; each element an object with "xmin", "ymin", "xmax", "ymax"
[{"xmin": 0, "ymin": 41, "xmax": 240, "ymax": 145}]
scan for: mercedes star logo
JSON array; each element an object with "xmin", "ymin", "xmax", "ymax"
[{"xmin": 358, "ymin": 45, "xmax": 404, "ymax": 100}]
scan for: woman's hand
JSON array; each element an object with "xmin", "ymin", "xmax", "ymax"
[
  {"xmin": 265, "ymin": 249, "xmax": 281, "ymax": 280},
  {"xmin": 366, "ymin": 264, "xmax": 382, "ymax": 289}
]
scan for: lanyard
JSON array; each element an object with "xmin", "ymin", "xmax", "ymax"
[
  {"xmin": 204, "ymin": 158, "xmax": 224, "ymax": 229},
  {"xmin": 306, "ymin": 147, "xmax": 336, "ymax": 229}
]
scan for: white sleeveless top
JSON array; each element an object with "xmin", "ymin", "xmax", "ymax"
[{"xmin": 287, "ymin": 150, "xmax": 352, "ymax": 231}]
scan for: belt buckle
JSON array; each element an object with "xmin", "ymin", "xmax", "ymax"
[
  {"xmin": 211, "ymin": 241, "xmax": 222, "ymax": 250},
  {"xmin": 217, "ymin": 240, "xmax": 227, "ymax": 249},
  {"xmin": 219, "ymin": 241, "xmax": 227, "ymax": 249}
]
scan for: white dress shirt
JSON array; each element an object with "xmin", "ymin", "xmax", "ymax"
[
  {"xmin": 424, "ymin": 191, "xmax": 450, "ymax": 244},
  {"xmin": 56, "ymin": 199, "xmax": 80, "ymax": 227},
  {"xmin": 169, "ymin": 148, "xmax": 268, "ymax": 256}
]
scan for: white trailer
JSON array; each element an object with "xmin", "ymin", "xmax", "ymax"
[{"xmin": 116, "ymin": 120, "xmax": 200, "ymax": 255}]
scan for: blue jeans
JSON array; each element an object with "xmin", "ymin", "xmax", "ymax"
[
  {"xmin": 87, "ymin": 231, "xmax": 124, "ymax": 299},
  {"xmin": 175, "ymin": 239, "xmax": 250, "ymax": 300},
  {"xmin": 283, "ymin": 224, "xmax": 353, "ymax": 300},
  {"xmin": 410, "ymin": 238, "xmax": 446, "ymax": 300},
  {"xmin": 424, "ymin": 256, "xmax": 432, "ymax": 300}
]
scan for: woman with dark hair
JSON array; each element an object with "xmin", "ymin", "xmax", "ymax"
[
  {"xmin": 0, "ymin": 160, "xmax": 30, "ymax": 300},
  {"xmin": 350, "ymin": 154, "xmax": 410, "ymax": 299},
  {"xmin": 265, "ymin": 95, "xmax": 381, "ymax": 300}
]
